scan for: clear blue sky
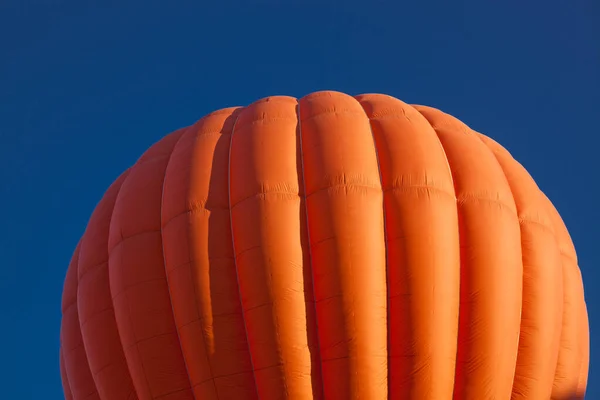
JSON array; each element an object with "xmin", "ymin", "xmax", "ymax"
[{"xmin": 1, "ymin": 1, "xmax": 598, "ymax": 398}]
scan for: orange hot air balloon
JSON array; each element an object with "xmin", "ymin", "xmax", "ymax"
[{"xmin": 60, "ymin": 91, "xmax": 589, "ymax": 400}]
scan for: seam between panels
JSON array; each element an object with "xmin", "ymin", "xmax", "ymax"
[
  {"xmin": 228, "ymin": 106, "xmax": 261, "ymax": 399},
  {"xmin": 296, "ymin": 98, "xmax": 326, "ymax": 400},
  {"xmin": 123, "ymin": 250, "xmax": 155, "ymax": 397},
  {"xmin": 471, "ymin": 138, "xmax": 523, "ymax": 250},
  {"xmin": 102, "ymin": 170, "xmax": 142, "ymax": 400},
  {"xmin": 474, "ymin": 132, "xmax": 528, "ymax": 395},
  {"xmin": 161, "ymin": 126, "xmax": 200, "ymax": 400},
  {"xmin": 355, "ymin": 96, "xmax": 390, "ymax": 399},
  {"xmin": 107, "ymin": 138, "xmax": 183, "ymax": 399},
  {"xmin": 75, "ymin": 186, "xmax": 122, "ymax": 398},
  {"xmin": 174, "ymin": 108, "xmax": 245, "ymax": 398},
  {"xmin": 412, "ymin": 106, "xmax": 460, "ymax": 398},
  {"xmin": 115, "ymin": 170, "xmax": 159, "ymax": 397},
  {"xmin": 412, "ymin": 106, "xmax": 456, "ymax": 191},
  {"xmin": 82, "ymin": 389, "xmax": 100, "ymax": 400},
  {"xmin": 69, "ymin": 170, "xmax": 131, "ymax": 400},
  {"xmin": 66, "ymin": 244, "xmax": 101, "ymax": 400}
]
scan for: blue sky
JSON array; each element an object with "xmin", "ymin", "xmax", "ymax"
[{"xmin": 1, "ymin": 1, "xmax": 598, "ymax": 398}]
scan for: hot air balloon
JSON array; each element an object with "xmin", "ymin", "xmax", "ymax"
[{"xmin": 59, "ymin": 91, "xmax": 589, "ymax": 400}]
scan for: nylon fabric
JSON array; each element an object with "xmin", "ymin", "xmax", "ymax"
[
  {"xmin": 478, "ymin": 134, "xmax": 563, "ymax": 399},
  {"xmin": 107, "ymin": 129, "xmax": 195, "ymax": 400},
  {"xmin": 415, "ymin": 106, "xmax": 523, "ymax": 399},
  {"xmin": 77, "ymin": 170, "xmax": 138, "ymax": 400},
  {"xmin": 59, "ymin": 90, "xmax": 589, "ymax": 400},
  {"xmin": 357, "ymin": 95, "xmax": 459, "ymax": 399},
  {"xmin": 229, "ymin": 96, "xmax": 322, "ymax": 398},
  {"xmin": 61, "ymin": 242, "xmax": 101, "ymax": 400},
  {"xmin": 542, "ymin": 193, "xmax": 587, "ymax": 399},
  {"xmin": 298, "ymin": 92, "xmax": 388, "ymax": 399},
  {"xmin": 162, "ymin": 108, "xmax": 258, "ymax": 399}
]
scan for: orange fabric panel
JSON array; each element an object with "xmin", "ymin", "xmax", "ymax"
[
  {"xmin": 415, "ymin": 106, "xmax": 523, "ymax": 399},
  {"xmin": 543, "ymin": 193, "xmax": 587, "ymax": 399},
  {"xmin": 298, "ymin": 91, "xmax": 388, "ymax": 399},
  {"xmin": 60, "ymin": 90, "xmax": 589, "ymax": 399},
  {"xmin": 77, "ymin": 170, "xmax": 138, "ymax": 400},
  {"xmin": 577, "ymin": 299, "xmax": 590, "ymax": 398},
  {"xmin": 356, "ymin": 94, "xmax": 459, "ymax": 399},
  {"xmin": 161, "ymin": 108, "xmax": 258, "ymax": 399},
  {"xmin": 229, "ymin": 96, "xmax": 322, "ymax": 398},
  {"xmin": 479, "ymin": 135, "xmax": 563, "ymax": 399},
  {"xmin": 61, "ymin": 243, "xmax": 100, "ymax": 400},
  {"xmin": 107, "ymin": 130, "xmax": 194, "ymax": 400}
]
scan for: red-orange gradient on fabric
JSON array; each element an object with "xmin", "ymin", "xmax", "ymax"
[{"xmin": 60, "ymin": 91, "xmax": 589, "ymax": 400}]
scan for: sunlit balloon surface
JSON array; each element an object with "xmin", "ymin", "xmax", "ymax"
[{"xmin": 60, "ymin": 91, "xmax": 589, "ymax": 400}]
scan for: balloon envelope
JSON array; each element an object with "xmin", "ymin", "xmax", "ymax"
[{"xmin": 60, "ymin": 91, "xmax": 588, "ymax": 400}]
